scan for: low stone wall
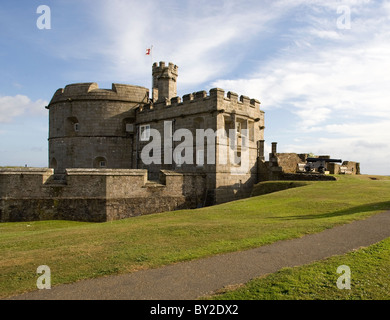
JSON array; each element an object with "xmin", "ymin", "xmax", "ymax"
[
  {"xmin": 328, "ymin": 161, "xmax": 360, "ymax": 175},
  {"xmin": 0, "ymin": 168, "xmax": 206, "ymax": 222},
  {"xmin": 275, "ymin": 153, "xmax": 308, "ymax": 173},
  {"xmin": 280, "ymin": 173, "xmax": 337, "ymax": 181}
]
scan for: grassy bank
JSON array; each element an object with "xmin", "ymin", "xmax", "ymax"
[
  {"xmin": 251, "ymin": 180, "xmax": 311, "ymax": 196},
  {"xmin": 1, "ymin": 175, "xmax": 390, "ymax": 298},
  {"xmin": 209, "ymin": 236, "xmax": 390, "ymax": 300}
]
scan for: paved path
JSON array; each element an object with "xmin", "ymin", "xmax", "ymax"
[{"xmin": 9, "ymin": 211, "xmax": 390, "ymax": 300}]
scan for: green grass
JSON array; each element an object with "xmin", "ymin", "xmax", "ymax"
[
  {"xmin": 1, "ymin": 174, "xmax": 390, "ymax": 298},
  {"xmin": 251, "ymin": 181, "xmax": 311, "ymax": 197},
  {"xmin": 208, "ymin": 236, "xmax": 390, "ymax": 300}
]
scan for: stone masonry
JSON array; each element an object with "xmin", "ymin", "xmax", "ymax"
[
  {"xmin": 0, "ymin": 168, "xmax": 205, "ymax": 222},
  {"xmin": 258, "ymin": 142, "xmax": 360, "ymax": 181},
  {"xmin": 0, "ymin": 62, "xmax": 265, "ymax": 222}
]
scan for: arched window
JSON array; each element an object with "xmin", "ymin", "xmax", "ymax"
[{"xmin": 93, "ymin": 156, "xmax": 107, "ymax": 168}]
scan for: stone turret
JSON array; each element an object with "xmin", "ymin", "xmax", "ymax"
[
  {"xmin": 152, "ymin": 61, "xmax": 178, "ymax": 102},
  {"xmin": 47, "ymin": 82, "xmax": 149, "ymax": 173}
]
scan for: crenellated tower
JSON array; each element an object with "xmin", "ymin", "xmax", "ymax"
[
  {"xmin": 46, "ymin": 83, "xmax": 149, "ymax": 173},
  {"xmin": 152, "ymin": 61, "xmax": 178, "ymax": 102}
]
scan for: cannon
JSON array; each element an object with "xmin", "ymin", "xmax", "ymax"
[{"xmin": 304, "ymin": 157, "xmax": 342, "ymax": 174}]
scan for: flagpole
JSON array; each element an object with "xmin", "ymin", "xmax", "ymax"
[{"xmin": 149, "ymin": 45, "xmax": 153, "ymax": 102}]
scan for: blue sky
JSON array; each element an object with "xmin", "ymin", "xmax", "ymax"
[{"xmin": 1, "ymin": 0, "xmax": 389, "ymax": 174}]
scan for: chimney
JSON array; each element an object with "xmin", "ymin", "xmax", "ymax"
[{"xmin": 271, "ymin": 142, "xmax": 277, "ymax": 155}]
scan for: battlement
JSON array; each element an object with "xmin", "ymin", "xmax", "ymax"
[
  {"xmin": 152, "ymin": 61, "xmax": 179, "ymax": 78},
  {"xmin": 49, "ymin": 82, "xmax": 150, "ymax": 106},
  {"xmin": 138, "ymin": 88, "xmax": 261, "ymax": 113}
]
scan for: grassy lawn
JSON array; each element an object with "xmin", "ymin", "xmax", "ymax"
[
  {"xmin": 1, "ymin": 174, "xmax": 390, "ymax": 298},
  {"xmin": 208, "ymin": 236, "xmax": 390, "ymax": 300}
]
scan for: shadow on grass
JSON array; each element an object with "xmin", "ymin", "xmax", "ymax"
[
  {"xmin": 274, "ymin": 201, "xmax": 390, "ymax": 220},
  {"xmin": 251, "ymin": 181, "xmax": 311, "ymax": 197}
]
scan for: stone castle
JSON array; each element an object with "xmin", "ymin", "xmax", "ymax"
[
  {"xmin": 0, "ymin": 62, "xmax": 360, "ymax": 222},
  {"xmin": 0, "ymin": 62, "xmax": 266, "ymax": 222}
]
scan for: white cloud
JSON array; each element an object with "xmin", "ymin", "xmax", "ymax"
[
  {"xmin": 0, "ymin": 95, "xmax": 48, "ymax": 123},
  {"xmin": 57, "ymin": 0, "xmax": 293, "ymax": 90},
  {"xmin": 214, "ymin": 1, "xmax": 390, "ymax": 124},
  {"xmin": 211, "ymin": 1, "xmax": 390, "ymax": 174}
]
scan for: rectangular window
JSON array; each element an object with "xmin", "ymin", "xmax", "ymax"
[
  {"xmin": 99, "ymin": 161, "xmax": 106, "ymax": 168},
  {"xmin": 140, "ymin": 124, "xmax": 150, "ymax": 141},
  {"xmin": 235, "ymin": 151, "xmax": 241, "ymax": 166},
  {"xmin": 126, "ymin": 123, "xmax": 134, "ymax": 133},
  {"xmin": 236, "ymin": 121, "xmax": 241, "ymax": 135}
]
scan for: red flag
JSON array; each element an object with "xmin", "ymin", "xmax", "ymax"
[{"xmin": 146, "ymin": 45, "xmax": 153, "ymax": 56}]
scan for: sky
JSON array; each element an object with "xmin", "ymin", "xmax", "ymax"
[{"xmin": 1, "ymin": 0, "xmax": 389, "ymax": 175}]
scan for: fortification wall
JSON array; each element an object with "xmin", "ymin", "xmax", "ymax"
[
  {"xmin": 275, "ymin": 153, "xmax": 308, "ymax": 174},
  {"xmin": 0, "ymin": 168, "xmax": 206, "ymax": 222},
  {"xmin": 340, "ymin": 161, "xmax": 360, "ymax": 175},
  {"xmin": 328, "ymin": 161, "xmax": 360, "ymax": 175}
]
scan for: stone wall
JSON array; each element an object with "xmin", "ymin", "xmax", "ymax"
[
  {"xmin": 328, "ymin": 161, "xmax": 360, "ymax": 175},
  {"xmin": 0, "ymin": 168, "xmax": 206, "ymax": 222},
  {"xmin": 275, "ymin": 153, "xmax": 308, "ymax": 173},
  {"xmin": 257, "ymin": 143, "xmax": 360, "ymax": 181},
  {"xmin": 280, "ymin": 173, "xmax": 337, "ymax": 181}
]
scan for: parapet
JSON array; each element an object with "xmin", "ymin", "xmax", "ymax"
[
  {"xmin": 65, "ymin": 168, "xmax": 148, "ymax": 176},
  {"xmin": 0, "ymin": 168, "xmax": 181, "ymax": 200},
  {"xmin": 48, "ymin": 82, "xmax": 150, "ymax": 106},
  {"xmin": 0, "ymin": 167, "xmax": 54, "ymax": 175},
  {"xmin": 139, "ymin": 87, "xmax": 261, "ymax": 112},
  {"xmin": 0, "ymin": 168, "xmax": 197, "ymax": 222},
  {"xmin": 152, "ymin": 61, "xmax": 179, "ymax": 78},
  {"xmin": 0, "ymin": 168, "xmax": 54, "ymax": 198}
]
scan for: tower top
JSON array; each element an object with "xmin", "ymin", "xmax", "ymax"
[
  {"xmin": 152, "ymin": 61, "xmax": 178, "ymax": 78},
  {"xmin": 152, "ymin": 62, "xmax": 178, "ymax": 102}
]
